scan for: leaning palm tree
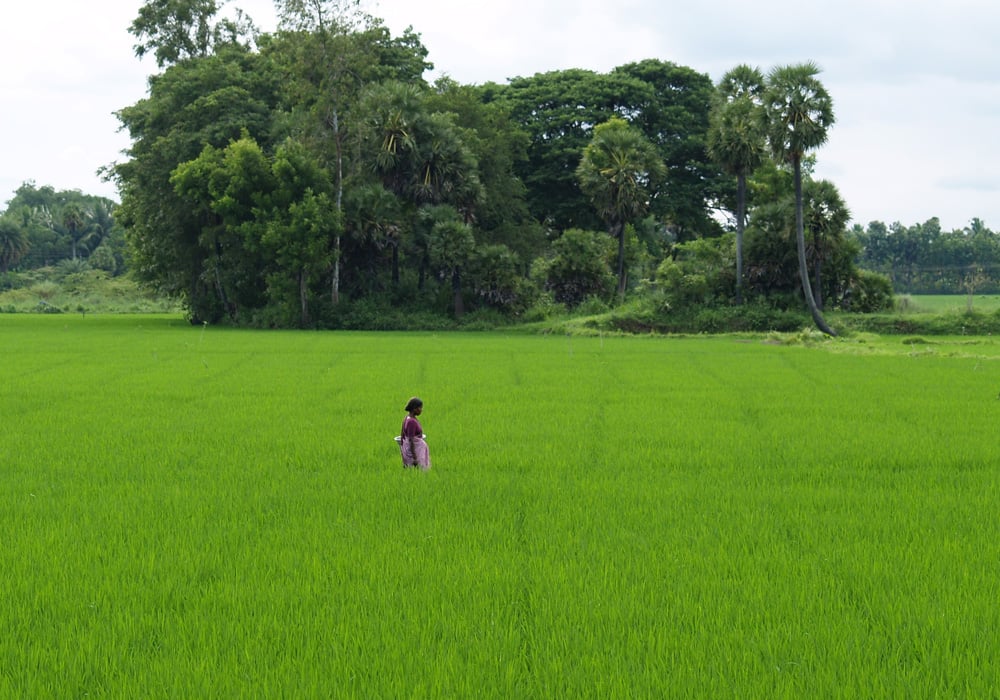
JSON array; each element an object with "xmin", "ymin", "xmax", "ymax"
[
  {"xmin": 577, "ymin": 117, "xmax": 666, "ymax": 299},
  {"xmin": 707, "ymin": 64, "xmax": 766, "ymax": 304},
  {"xmin": 761, "ymin": 62, "xmax": 837, "ymax": 336}
]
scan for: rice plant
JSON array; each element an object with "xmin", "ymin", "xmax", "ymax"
[{"xmin": 2, "ymin": 315, "xmax": 999, "ymax": 697}]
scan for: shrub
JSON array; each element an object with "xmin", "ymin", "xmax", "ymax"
[
  {"xmin": 537, "ymin": 229, "xmax": 616, "ymax": 307},
  {"xmin": 847, "ymin": 270, "xmax": 894, "ymax": 312}
]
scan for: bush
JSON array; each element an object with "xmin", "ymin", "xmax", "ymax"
[
  {"xmin": 847, "ymin": 270, "xmax": 894, "ymax": 312},
  {"xmin": 522, "ymin": 292, "xmax": 565, "ymax": 323},
  {"xmin": 537, "ymin": 229, "xmax": 616, "ymax": 308}
]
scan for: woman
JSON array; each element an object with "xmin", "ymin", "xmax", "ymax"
[{"xmin": 399, "ymin": 397, "xmax": 431, "ymax": 470}]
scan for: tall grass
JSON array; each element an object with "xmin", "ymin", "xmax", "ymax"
[{"xmin": 2, "ymin": 315, "xmax": 999, "ymax": 696}]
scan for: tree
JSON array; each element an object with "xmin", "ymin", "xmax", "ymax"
[
  {"xmin": 427, "ymin": 215, "xmax": 475, "ymax": 318},
  {"xmin": 707, "ymin": 64, "xmax": 766, "ymax": 304},
  {"xmin": 761, "ymin": 62, "xmax": 837, "ymax": 336},
  {"xmin": 0, "ymin": 217, "xmax": 30, "ymax": 273},
  {"xmin": 538, "ymin": 228, "xmax": 616, "ymax": 307},
  {"xmin": 577, "ymin": 117, "xmax": 665, "ymax": 298},
  {"xmin": 172, "ymin": 135, "xmax": 340, "ymax": 326},
  {"xmin": 490, "ymin": 61, "xmax": 719, "ymax": 239},
  {"xmin": 268, "ymin": 2, "xmax": 429, "ymax": 304},
  {"xmin": 802, "ymin": 179, "xmax": 850, "ymax": 309},
  {"xmin": 132, "ymin": 0, "xmax": 223, "ymax": 67},
  {"xmin": 62, "ymin": 203, "xmax": 87, "ymax": 260},
  {"xmin": 358, "ymin": 80, "xmax": 482, "ymax": 286},
  {"xmin": 613, "ymin": 59, "xmax": 723, "ymax": 241},
  {"xmin": 429, "ymin": 79, "xmax": 544, "ymax": 265},
  {"xmin": 114, "ymin": 44, "xmax": 281, "ymax": 322}
]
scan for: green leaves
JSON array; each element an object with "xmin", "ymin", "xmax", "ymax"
[
  {"xmin": 577, "ymin": 117, "xmax": 665, "ymax": 296},
  {"xmin": 762, "ymin": 62, "xmax": 835, "ymax": 163}
]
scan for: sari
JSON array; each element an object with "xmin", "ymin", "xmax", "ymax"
[{"xmin": 398, "ymin": 415, "xmax": 431, "ymax": 470}]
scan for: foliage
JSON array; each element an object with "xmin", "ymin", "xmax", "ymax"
[
  {"xmin": 853, "ymin": 217, "xmax": 1000, "ymax": 294},
  {"xmin": 649, "ymin": 235, "xmax": 736, "ymax": 309},
  {"xmin": 577, "ymin": 117, "xmax": 666, "ymax": 298},
  {"xmin": 845, "ymin": 269, "xmax": 895, "ymax": 313},
  {"xmin": 761, "ymin": 62, "xmax": 837, "ymax": 335},
  {"xmin": 0, "ymin": 270, "xmax": 179, "ymax": 313},
  {"xmin": 18, "ymin": 4, "xmax": 1000, "ymax": 329},
  {"xmin": 535, "ymin": 228, "xmax": 616, "ymax": 308},
  {"xmin": 707, "ymin": 64, "xmax": 766, "ymax": 303},
  {"xmin": 0, "ymin": 184, "xmax": 122, "ymax": 272},
  {"xmin": 486, "ymin": 60, "xmax": 721, "ymax": 239}
]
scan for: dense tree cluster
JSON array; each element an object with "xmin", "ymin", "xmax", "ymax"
[
  {"xmin": 0, "ymin": 183, "xmax": 125, "ymax": 275},
  {"xmin": 1, "ymin": 1, "xmax": 994, "ymax": 327},
  {"xmin": 854, "ymin": 218, "xmax": 1000, "ymax": 295}
]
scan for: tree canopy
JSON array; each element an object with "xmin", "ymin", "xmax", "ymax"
[{"xmin": 18, "ymin": 2, "xmax": 1000, "ymax": 328}]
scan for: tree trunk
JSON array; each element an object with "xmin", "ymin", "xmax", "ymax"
[
  {"xmin": 332, "ymin": 108, "xmax": 342, "ymax": 306},
  {"xmin": 813, "ymin": 257, "xmax": 823, "ymax": 311},
  {"xmin": 735, "ymin": 172, "xmax": 746, "ymax": 305},
  {"xmin": 331, "ymin": 236, "xmax": 340, "ymax": 305},
  {"xmin": 300, "ymin": 268, "xmax": 310, "ymax": 328},
  {"xmin": 794, "ymin": 157, "xmax": 836, "ymax": 336},
  {"xmin": 452, "ymin": 267, "xmax": 464, "ymax": 319},
  {"xmin": 614, "ymin": 221, "xmax": 626, "ymax": 299}
]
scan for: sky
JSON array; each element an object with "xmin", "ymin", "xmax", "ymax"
[{"xmin": 2, "ymin": 0, "xmax": 998, "ymax": 232}]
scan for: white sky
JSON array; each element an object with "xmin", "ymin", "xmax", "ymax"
[{"xmin": 2, "ymin": 0, "xmax": 998, "ymax": 232}]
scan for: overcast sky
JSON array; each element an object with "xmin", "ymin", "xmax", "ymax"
[{"xmin": 2, "ymin": 0, "xmax": 997, "ymax": 231}]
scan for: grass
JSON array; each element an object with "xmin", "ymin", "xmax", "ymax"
[
  {"xmin": 896, "ymin": 293, "xmax": 1000, "ymax": 314},
  {"xmin": 3, "ymin": 315, "xmax": 1000, "ymax": 697}
]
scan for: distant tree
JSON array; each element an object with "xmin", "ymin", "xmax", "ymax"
[
  {"xmin": 427, "ymin": 216, "xmax": 476, "ymax": 318},
  {"xmin": 762, "ymin": 62, "xmax": 836, "ymax": 335},
  {"xmin": 707, "ymin": 64, "xmax": 766, "ymax": 303},
  {"xmin": 802, "ymin": 178, "xmax": 850, "ymax": 309},
  {"xmin": 431, "ymin": 79, "xmax": 544, "ymax": 265},
  {"xmin": 613, "ymin": 59, "xmax": 722, "ymax": 240},
  {"xmin": 539, "ymin": 228, "xmax": 616, "ymax": 307},
  {"xmin": 0, "ymin": 217, "xmax": 30, "ymax": 273},
  {"xmin": 491, "ymin": 61, "xmax": 719, "ymax": 239},
  {"xmin": 577, "ymin": 117, "xmax": 665, "ymax": 298},
  {"xmin": 358, "ymin": 80, "xmax": 482, "ymax": 285}
]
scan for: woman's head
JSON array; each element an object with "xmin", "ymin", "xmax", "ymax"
[{"xmin": 405, "ymin": 397, "xmax": 423, "ymax": 413}]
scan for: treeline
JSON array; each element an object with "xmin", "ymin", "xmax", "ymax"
[
  {"xmin": 1, "ymin": 0, "xmax": 994, "ymax": 328},
  {"xmin": 0, "ymin": 184, "xmax": 127, "ymax": 275},
  {"xmin": 854, "ymin": 218, "xmax": 1000, "ymax": 295}
]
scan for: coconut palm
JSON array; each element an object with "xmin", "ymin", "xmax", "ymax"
[
  {"xmin": 707, "ymin": 64, "xmax": 766, "ymax": 304},
  {"xmin": 577, "ymin": 117, "xmax": 666, "ymax": 299},
  {"xmin": 762, "ymin": 62, "xmax": 837, "ymax": 335}
]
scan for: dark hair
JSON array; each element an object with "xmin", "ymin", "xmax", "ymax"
[{"xmin": 405, "ymin": 397, "xmax": 423, "ymax": 412}]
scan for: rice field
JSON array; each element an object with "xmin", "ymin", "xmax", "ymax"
[
  {"xmin": 3, "ymin": 315, "xmax": 1000, "ymax": 697},
  {"xmin": 898, "ymin": 293, "xmax": 1000, "ymax": 314}
]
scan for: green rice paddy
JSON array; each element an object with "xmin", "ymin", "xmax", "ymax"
[{"xmin": 3, "ymin": 315, "xmax": 999, "ymax": 697}]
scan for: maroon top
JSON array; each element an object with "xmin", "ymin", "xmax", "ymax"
[{"xmin": 402, "ymin": 415, "xmax": 423, "ymax": 439}]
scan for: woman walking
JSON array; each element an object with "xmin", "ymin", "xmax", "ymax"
[{"xmin": 399, "ymin": 397, "xmax": 431, "ymax": 470}]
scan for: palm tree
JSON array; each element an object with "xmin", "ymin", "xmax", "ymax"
[
  {"xmin": 577, "ymin": 117, "xmax": 666, "ymax": 299},
  {"xmin": 0, "ymin": 217, "xmax": 30, "ymax": 273},
  {"xmin": 762, "ymin": 62, "xmax": 837, "ymax": 336},
  {"xmin": 62, "ymin": 204, "xmax": 86, "ymax": 261},
  {"xmin": 361, "ymin": 81, "xmax": 483, "ymax": 289},
  {"xmin": 707, "ymin": 65, "xmax": 766, "ymax": 304}
]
